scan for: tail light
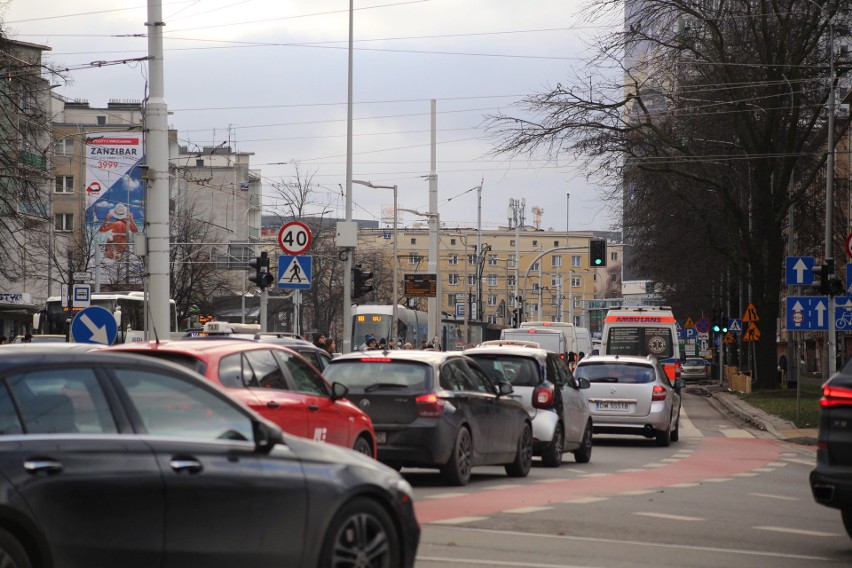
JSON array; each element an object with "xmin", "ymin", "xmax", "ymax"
[
  {"xmin": 820, "ymin": 384, "xmax": 852, "ymax": 408},
  {"xmin": 415, "ymin": 393, "xmax": 445, "ymax": 417},
  {"xmin": 652, "ymin": 384, "xmax": 667, "ymax": 401},
  {"xmin": 532, "ymin": 384, "xmax": 555, "ymax": 409}
]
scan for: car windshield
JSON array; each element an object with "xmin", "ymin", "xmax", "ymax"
[
  {"xmin": 574, "ymin": 362, "xmax": 655, "ymax": 384},
  {"xmin": 324, "ymin": 360, "xmax": 430, "ymax": 389},
  {"xmin": 466, "ymin": 355, "xmax": 539, "ymax": 387}
]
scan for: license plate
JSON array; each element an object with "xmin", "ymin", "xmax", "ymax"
[
  {"xmin": 375, "ymin": 432, "xmax": 387, "ymax": 444},
  {"xmin": 595, "ymin": 401, "xmax": 630, "ymax": 412}
]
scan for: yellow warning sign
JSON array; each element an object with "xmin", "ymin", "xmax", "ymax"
[
  {"xmin": 684, "ymin": 317, "xmax": 695, "ymax": 328},
  {"xmin": 723, "ymin": 332, "xmax": 736, "ymax": 344},
  {"xmin": 742, "ymin": 322, "xmax": 760, "ymax": 342},
  {"xmin": 743, "ymin": 303, "xmax": 759, "ymax": 322}
]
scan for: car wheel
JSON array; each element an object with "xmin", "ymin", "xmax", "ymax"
[
  {"xmin": 353, "ymin": 435, "xmax": 374, "ymax": 457},
  {"xmin": 319, "ymin": 497, "xmax": 400, "ymax": 568},
  {"xmin": 505, "ymin": 422, "xmax": 533, "ymax": 478},
  {"xmin": 0, "ymin": 528, "xmax": 31, "ymax": 568},
  {"xmin": 842, "ymin": 509, "xmax": 852, "ymax": 540},
  {"xmin": 655, "ymin": 424, "xmax": 672, "ymax": 447},
  {"xmin": 441, "ymin": 427, "xmax": 473, "ymax": 486},
  {"xmin": 573, "ymin": 420, "xmax": 593, "ymax": 464},
  {"xmin": 670, "ymin": 414, "xmax": 680, "ymax": 442},
  {"xmin": 541, "ymin": 423, "xmax": 564, "ymax": 468}
]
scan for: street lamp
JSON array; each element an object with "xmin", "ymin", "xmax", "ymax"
[
  {"xmin": 353, "ymin": 180, "xmax": 398, "ymax": 342},
  {"xmin": 400, "ymin": 208, "xmax": 441, "ymax": 345}
]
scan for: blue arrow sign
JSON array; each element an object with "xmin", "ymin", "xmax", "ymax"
[
  {"xmin": 71, "ymin": 306, "xmax": 118, "ymax": 345},
  {"xmin": 278, "ymin": 255, "xmax": 312, "ymax": 289},
  {"xmin": 847, "ymin": 264, "xmax": 852, "ymax": 295},
  {"xmin": 786, "ymin": 296, "xmax": 829, "ymax": 330},
  {"xmin": 785, "ymin": 256, "xmax": 815, "ymax": 286}
]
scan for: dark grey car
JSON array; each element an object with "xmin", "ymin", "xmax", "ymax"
[
  {"xmin": 323, "ymin": 350, "xmax": 533, "ymax": 486},
  {"xmin": 0, "ymin": 347, "xmax": 419, "ymax": 568}
]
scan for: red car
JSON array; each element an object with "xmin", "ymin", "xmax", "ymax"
[{"xmin": 108, "ymin": 340, "xmax": 376, "ymax": 457}]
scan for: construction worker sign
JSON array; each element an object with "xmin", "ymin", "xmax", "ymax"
[{"xmin": 278, "ymin": 255, "xmax": 312, "ymax": 290}]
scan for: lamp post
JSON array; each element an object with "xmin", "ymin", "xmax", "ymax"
[
  {"xmin": 400, "ymin": 208, "xmax": 440, "ymax": 346},
  {"xmin": 353, "ymin": 180, "xmax": 398, "ymax": 342}
]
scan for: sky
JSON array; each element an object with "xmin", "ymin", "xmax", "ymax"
[{"xmin": 3, "ymin": 0, "xmax": 621, "ymax": 233}]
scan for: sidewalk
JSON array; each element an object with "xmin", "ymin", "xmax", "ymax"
[{"xmin": 691, "ymin": 384, "xmax": 818, "ymax": 445}]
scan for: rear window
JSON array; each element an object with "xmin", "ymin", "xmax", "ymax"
[
  {"xmin": 605, "ymin": 326, "xmax": 674, "ymax": 358},
  {"xmin": 466, "ymin": 355, "xmax": 541, "ymax": 387},
  {"xmin": 324, "ymin": 360, "xmax": 430, "ymax": 390},
  {"xmin": 684, "ymin": 358, "xmax": 705, "ymax": 367},
  {"xmin": 574, "ymin": 362, "xmax": 655, "ymax": 384}
]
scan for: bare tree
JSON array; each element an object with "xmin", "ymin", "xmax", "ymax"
[{"xmin": 487, "ymin": 0, "xmax": 851, "ymax": 388}]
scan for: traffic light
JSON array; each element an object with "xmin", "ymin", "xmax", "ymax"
[
  {"xmin": 248, "ymin": 251, "xmax": 275, "ymax": 289},
  {"xmin": 818, "ymin": 260, "xmax": 845, "ymax": 296},
  {"xmin": 352, "ymin": 264, "xmax": 374, "ymax": 298},
  {"xmin": 711, "ymin": 309, "xmax": 728, "ymax": 334},
  {"xmin": 589, "ymin": 239, "xmax": 607, "ymax": 267}
]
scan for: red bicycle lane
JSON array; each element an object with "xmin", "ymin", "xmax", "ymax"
[{"xmin": 415, "ymin": 437, "xmax": 790, "ymax": 524}]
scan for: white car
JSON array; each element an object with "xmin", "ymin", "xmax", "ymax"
[
  {"xmin": 574, "ymin": 354, "xmax": 684, "ymax": 447},
  {"xmin": 464, "ymin": 343, "xmax": 593, "ymax": 466}
]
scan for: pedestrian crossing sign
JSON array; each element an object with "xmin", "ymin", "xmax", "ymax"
[{"xmin": 278, "ymin": 255, "xmax": 312, "ymax": 289}]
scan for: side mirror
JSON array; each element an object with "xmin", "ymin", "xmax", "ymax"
[
  {"xmin": 331, "ymin": 381, "xmax": 349, "ymax": 400},
  {"xmin": 674, "ymin": 378, "xmax": 686, "ymax": 391},
  {"xmin": 253, "ymin": 420, "xmax": 284, "ymax": 453},
  {"xmin": 497, "ymin": 382, "xmax": 514, "ymax": 396},
  {"xmin": 576, "ymin": 378, "xmax": 591, "ymax": 390}
]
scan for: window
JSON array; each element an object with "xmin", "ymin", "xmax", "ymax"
[
  {"xmin": 487, "ymin": 274, "xmax": 497, "ymax": 286},
  {"xmin": 55, "ymin": 176, "xmax": 74, "ymax": 193},
  {"xmin": 195, "ymin": 158, "xmax": 204, "ymax": 167},
  {"xmin": 467, "ymin": 254, "xmax": 476, "ymax": 264},
  {"xmin": 408, "ymin": 254, "xmax": 420, "ymax": 265},
  {"xmin": 610, "ymin": 251, "xmax": 618, "ymax": 262},
  {"xmin": 551, "ymin": 276, "xmax": 560, "ymax": 287},
  {"xmin": 450, "ymin": 238, "xmax": 457, "ymax": 245},
  {"xmin": 488, "ymin": 255, "xmax": 498, "ymax": 266},
  {"xmin": 554, "ymin": 240, "xmax": 560, "ymax": 247},
  {"xmin": 572, "ymin": 255, "xmax": 581, "ymax": 267},
  {"xmin": 275, "ymin": 351, "xmax": 327, "ymax": 395},
  {"xmin": 552, "ymin": 256, "xmax": 561, "ymax": 267},
  {"xmin": 96, "ymin": 116, "xmax": 107, "ymax": 126},
  {"xmin": 551, "ymin": 295, "xmax": 560, "ymax": 306},
  {"xmin": 244, "ymin": 350, "xmax": 289, "ymax": 390},
  {"xmin": 467, "ymin": 274, "xmax": 476, "ymax": 286},
  {"xmin": 116, "ymin": 368, "xmax": 253, "ymax": 441},
  {"xmin": 571, "ymin": 276, "xmax": 581, "ymax": 288},
  {"xmin": 532, "ymin": 283, "xmax": 540, "ymax": 291},
  {"xmin": 487, "ymin": 294, "xmax": 497, "ymax": 306},
  {"xmin": 448, "ymin": 273, "xmax": 460, "ymax": 285},
  {"xmin": 532, "ymin": 240, "xmax": 538, "ymax": 246},
  {"xmin": 487, "ymin": 314, "xmax": 497, "ymax": 324},
  {"xmin": 54, "ymin": 138, "xmax": 74, "ymax": 156},
  {"xmin": 532, "ymin": 261, "xmax": 540, "ymax": 271},
  {"xmin": 508, "ymin": 255, "xmax": 516, "ymax": 268},
  {"xmin": 55, "ymin": 213, "xmax": 73, "ymax": 232},
  {"xmin": 510, "ymin": 240, "xmax": 515, "ymax": 246},
  {"xmin": 448, "ymin": 254, "xmax": 458, "ymax": 265},
  {"xmin": 507, "ymin": 275, "xmax": 515, "ymax": 287},
  {"xmin": 219, "ymin": 353, "xmax": 253, "ymax": 388},
  {"xmin": 410, "ymin": 238, "xmax": 417, "ymax": 245}
]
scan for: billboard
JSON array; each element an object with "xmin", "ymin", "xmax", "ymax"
[{"xmin": 85, "ymin": 132, "xmax": 145, "ymax": 262}]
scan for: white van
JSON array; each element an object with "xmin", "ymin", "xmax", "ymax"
[
  {"xmin": 518, "ymin": 322, "xmax": 590, "ymax": 356},
  {"xmin": 601, "ymin": 306, "xmax": 681, "ymax": 382},
  {"xmin": 500, "ymin": 328, "xmax": 566, "ymax": 355}
]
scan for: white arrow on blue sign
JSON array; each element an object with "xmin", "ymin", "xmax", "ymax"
[
  {"xmin": 786, "ymin": 296, "xmax": 829, "ymax": 330},
  {"xmin": 70, "ymin": 306, "xmax": 118, "ymax": 345},
  {"xmin": 785, "ymin": 256, "xmax": 815, "ymax": 286}
]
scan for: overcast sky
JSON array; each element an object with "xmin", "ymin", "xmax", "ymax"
[{"xmin": 4, "ymin": 0, "xmax": 621, "ymax": 233}]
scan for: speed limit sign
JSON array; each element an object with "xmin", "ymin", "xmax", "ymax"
[{"xmin": 278, "ymin": 221, "xmax": 313, "ymax": 255}]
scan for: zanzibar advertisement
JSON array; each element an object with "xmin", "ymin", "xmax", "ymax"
[{"xmin": 84, "ymin": 132, "xmax": 145, "ymax": 273}]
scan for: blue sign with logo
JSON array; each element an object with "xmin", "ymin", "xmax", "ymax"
[
  {"xmin": 71, "ymin": 306, "xmax": 118, "ymax": 345},
  {"xmin": 786, "ymin": 296, "xmax": 829, "ymax": 330},
  {"xmin": 785, "ymin": 256, "xmax": 815, "ymax": 286},
  {"xmin": 278, "ymin": 255, "xmax": 312, "ymax": 290}
]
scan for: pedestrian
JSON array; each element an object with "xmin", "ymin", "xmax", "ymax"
[
  {"xmin": 360, "ymin": 334, "xmax": 378, "ymax": 351},
  {"xmin": 403, "ymin": 342, "xmax": 414, "ymax": 350},
  {"xmin": 420, "ymin": 340, "xmax": 428, "ymax": 350},
  {"xmin": 377, "ymin": 337, "xmax": 387, "ymax": 350},
  {"xmin": 313, "ymin": 333, "xmax": 327, "ymax": 349},
  {"xmin": 778, "ymin": 353, "xmax": 788, "ymax": 386},
  {"xmin": 567, "ymin": 351, "xmax": 577, "ymax": 372},
  {"xmin": 578, "ymin": 351, "xmax": 586, "ymax": 362},
  {"xmin": 325, "ymin": 338, "xmax": 337, "ymax": 355},
  {"xmin": 0, "ymin": 336, "xmax": 7, "ymax": 345},
  {"xmin": 22, "ymin": 333, "xmax": 32, "ymax": 343}
]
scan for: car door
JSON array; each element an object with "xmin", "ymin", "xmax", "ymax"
[
  {"xmin": 0, "ymin": 365, "xmax": 164, "ymax": 568},
  {"xmin": 463, "ymin": 359, "xmax": 519, "ymax": 459},
  {"xmin": 275, "ymin": 349, "xmax": 352, "ymax": 448},
  {"xmin": 236, "ymin": 349, "xmax": 310, "ymax": 438},
  {"xmin": 113, "ymin": 366, "xmax": 308, "ymax": 568},
  {"xmin": 440, "ymin": 359, "xmax": 493, "ymax": 460},
  {"xmin": 550, "ymin": 354, "xmax": 586, "ymax": 445}
]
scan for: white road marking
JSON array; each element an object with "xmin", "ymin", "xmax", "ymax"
[
  {"xmin": 575, "ymin": 472, "xmax": 608, "ymax": 477},
  {"xmin": 621, "ymin": 489, "xmax": 659, "ymax": 496},
  {"xmin": 484, "ymin": 484, "xmax": 522, "ymax": 491},
  {"xmin": 618, "ymin": 468, "xmax": 647, "ymax": 472},
  {"xmin": 733, "ymin": 472, "xmax": 759, "ymax": 477},
  {"xmin": 424, "ymin": 493, "xmax": 470, "ymax": 500},
  {"xmin": 782, "ymin": 457, "xmax": 817, "ymax": 466},
  {"xmin": 661, "ymin": 458, "xmax": 682, "ymax": 462},
  {"xmin": 417, "ymin": 556, "xmax": 596, "ymax": 568},
  {"xmin": 634, "ymin": 512, "xmax": 705, "ymax": 521},
  {"xmin": 721, "ymin": 427, "xmax": 755, "ymax": 438},
  {"xmin": 701, "ymin": 477, "xmax": 732, "ymax": 483},
  {"xmin": 430, "ymin": 516, "xmax": 489, "ymax": 525},
  {"xmin": 676, "ymin": 407, "xmax": 703, "ymax": 438},
  {"xmin": 421, "ymin": 526, "xmax": 834, "ymax": 562},
  {"xmin": 564, "ymin": 496, "xmax": 610, "ymax": 504},
  {"xmin": 667, "ymin": 482, "xmax": 701, "ymax": 488},
  {"xmin": 504, "ymin": 506, "xmax": 554, "ymax": 514},
  {"xmin": 754, "ymin": 526, "xmax": 841, "ymax": 537},
  {"xmin": 749, "ymin": 493, "xmax": 799, "ymax": 501},
  {"xmin": 765, "ymin": 462, "xmax": 787, "ymax": 467},
  {"xmin": 643, "ymin": 463, "xmax": 667, "ymax": 468}
]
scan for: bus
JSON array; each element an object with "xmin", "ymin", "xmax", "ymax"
[
  {"xmin": 36, "ymin": 291, "xmax": 179, "ymax": 343},
  {"xmin": 351, "ymin": 304, "xmax": 465, "ymax": 350}
]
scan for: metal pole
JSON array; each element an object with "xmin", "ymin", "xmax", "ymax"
[
  {"xmin": 826, "ymin": 17, "xmax": 837, "ymax": 376},
  {"xmin": 428, "ymin": 100, "xmax": 439, "ymax": 346},
  {"xmin": 342, "ymin": 0, "xmax": 354, "ymax": 353}
]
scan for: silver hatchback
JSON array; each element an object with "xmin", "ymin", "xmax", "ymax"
[{"xmin": 573, "ymin": 354, "xmax": 684, "ymax": 447}]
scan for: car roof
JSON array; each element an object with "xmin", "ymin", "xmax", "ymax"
[
  {"xmin": 0, "ymin": 343, "xmax": 104, "ymax": 354},
  {"xmin": 0, "ymin": 345, "xmax": 202, "ymax": 373},
  {"xmin": 330, "ymin": 349, "xmax": 464, "ymax": 365},
  {"xmin": 464, "ymin": 344, "xmax": 549, "ymax": 359},
  {"xmin": 577, "ymin": 354, "xmax": 657, "ymax": 366},
  {"xmin": 107, "ymin": 339, "xmax": 299, "ymax": 357}
]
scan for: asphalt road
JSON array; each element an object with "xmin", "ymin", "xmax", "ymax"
[{"xmin": 401, "ymin": 389, "xmax": 850, "ymax": 567}]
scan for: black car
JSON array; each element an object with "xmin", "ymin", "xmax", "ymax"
[
  {"xmin": 323, "ymin": 350, "xmax": 533, "ymax": 486},
  {"xmin": 810, "ymin": 368, "xmax": 852, "ymax": 540},
  {"xmin": 0, "ymin": 347, "xmax": 419, "ymax": 568}
]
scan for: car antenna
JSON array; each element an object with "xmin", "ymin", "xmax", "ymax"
[{"xmin": 145, "ymin": 299, "xmax": 161, "ymax": 344}]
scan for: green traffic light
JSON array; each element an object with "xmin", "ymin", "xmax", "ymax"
[
  {"xmin": 712, "ymin": 324, "xmax": 721, "ymax": 333},
  {"xmin": 593, "ymin": 259, "xmax": 602, "ymax": 266}
]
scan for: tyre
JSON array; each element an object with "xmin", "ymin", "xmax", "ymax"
[
  {"xmin": 353, "ymin": 435, "xmax": 374, "ymax": 457},
  {"xmin": 441, "ymin": 427, "xmax": 473, "ymax": 486},
  {"xmin": 541, "ymin": 423, "xmax": 564, "ymax": 468},
  {"xmin": 0, "ymin": 528, "xmax": 31, "ymax": 568},
  {"xmin": 842, "ymin": 509, "xmax": 852, "ymax": 540},
  {"xmin": 655, "ymin": 425, "xmax": 671, "ymax": 447},
  {"xmin": 670, "ymin": 414, "xmax": 680, "ymax": 443},
  {"xmin": 319, "ymin": 497, "xmax": 400, "ymax": 568},
  {"xmin": 505, "ymin": 422, "xmax": 533, "ymax": 478},
  {"xmin": 573, "ymin": 421, "xmax": 593, "ymax": 464}
]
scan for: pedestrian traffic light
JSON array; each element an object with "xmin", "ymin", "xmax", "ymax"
[
  {"xmin": 589, "ymin": 239, "xmax": 607, "ymax": 267},
  {"xmin": 248, "ymin": 251, "xmax": 274, "ymax": 289},
  {"xmin": 353, "ymin": 264, "xmax": 374, "ymax": 298}
]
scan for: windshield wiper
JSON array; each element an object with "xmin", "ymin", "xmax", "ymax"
[{"xmin": 364, "ymin": 383, "xmax": 408, "ymax": 392}]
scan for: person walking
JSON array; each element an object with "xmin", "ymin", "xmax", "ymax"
[{"xmin": 325, "ymin": 338, "xmax": 337, "ymax": 355}]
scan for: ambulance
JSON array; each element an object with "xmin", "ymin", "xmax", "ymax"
[{"xmin": 601, "ymin": 306, "xmax": 681, "ymax": 382}]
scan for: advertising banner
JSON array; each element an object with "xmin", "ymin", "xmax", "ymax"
[{"xmin": 85, "ymin": 132, "xmax": 145, "ymax": 262}]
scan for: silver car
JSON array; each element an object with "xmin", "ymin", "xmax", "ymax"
[
  {"xmin": 681, "ymin": 357, "xmax": 708, "ymax": 381},
  {"xmin": 464, "ymin": 343, "xmax": 593, "ymax": 466},
  {"xmin": 573, "ymin": 354, "xmax": 684, "ymax": 447}
]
